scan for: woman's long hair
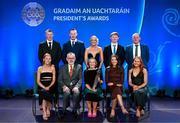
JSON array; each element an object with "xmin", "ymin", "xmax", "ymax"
[
  {"xmin": 109, "ymin": 55, "xmax": 123, "ymax": 72},
  {"xmin": 132, "ymin": 56, "xmax": 145, "ymax": 73}
]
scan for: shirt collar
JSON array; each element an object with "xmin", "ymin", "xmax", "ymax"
[
  {"xmin": 133, "ymin": 42, "xmax": 140, "ymax": 46},
  {"xmin": 47, "ymin": 40, "xmax": 53, "ymax": 43},
  {"xmin": 111, "ymin": 42, "xmax": 118, "ymax": 46},
  {"xmin": 70, "ymin": 39, "xmax": 77, "ymax": 43}
]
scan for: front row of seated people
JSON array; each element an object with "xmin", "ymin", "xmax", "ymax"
[{"xmin": 37, "ymin": 52, "xmax": 148, "ymax": 120}]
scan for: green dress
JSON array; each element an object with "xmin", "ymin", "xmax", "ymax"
[{"xmin": 83, "ymin": 69, "xmax": 103, "ymax": 102}]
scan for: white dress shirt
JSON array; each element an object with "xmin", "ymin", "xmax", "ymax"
[
  {"xmin": 133, "ymin": 43, "xmax": 141, "ymax": 58},
  {"xmin": 70, "ymin": 39, "xmax": 77, "ymax": 46},
  {"xmin": 111, "ymin": 42, "xmax": 118, "ymax": 54},
  {"xmin": 47, "ymin": 40, "xmax": 53, "ymax": 49}
]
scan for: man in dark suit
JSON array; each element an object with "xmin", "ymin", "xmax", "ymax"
[
  {"xmin": 38, "ymin": 29, "xmax": 62, "ymax": 107},
  {"xmin": 58, "ymin": 52, "xmax": 82, "ymax": 117},
  {"xmin": 103, "ymin": 32, "xmax": 125, "ymax": 68},
  {"xmin": 125, "ymin": 33, "xmax": 149, "ymax": 70},
  {"xmin": 62, "ymin": 28, "xmax": 85, "ymax": 66}
]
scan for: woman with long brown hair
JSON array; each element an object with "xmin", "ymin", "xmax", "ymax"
[
  {"xmin": 106, "ymin": 55, "xmax": 128, "ymax": 118},
  {"xmin": 128, "ymin": 56, "xmax": 148, "ymax": 118}
]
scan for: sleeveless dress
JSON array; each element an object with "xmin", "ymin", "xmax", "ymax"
[
  {"xmin": 83, "ymin": 69, "xmax": 103, "ymax": 102},
  {"xmin": 131, "ymin": 71, "xmax": 147, "ymax": 108},
  {"xmin": 88, "ymin": 53, "xmax": 100, "ymax": 68},
  {"xmin": 39, "ymin": 72, "xmax": 53, "ymax": 103}
]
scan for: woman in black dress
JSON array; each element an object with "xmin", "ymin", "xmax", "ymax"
[
  {"xmin": 128, "ymin": 56, "xmax": 148, "ymax": 118},
  {"xmin": 84, "ymin": 35, "xmax": 104, "ymax": 69},
  {"xmin": 37, "ymin": 53, "xmax": 56, "ymax": 120},
  {"xmin": 106, "ymin": 55, "xmax": 128, "ymax": 118},
  {"xmin": 84, "ymin": 58, "xmax": 103, "ymax": 118}
]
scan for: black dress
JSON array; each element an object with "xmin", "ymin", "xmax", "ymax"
[
  {"xmin": 88, "ymin": 53, "xmax": 100, "ymax": 68},
  {"xmin": 39, "ymin": 72, "xmax": 53, "ymax": 103},
  {"xmin": 84, "ymin": 69, "xmax": 103, "ymax": 102},
  {"xmin": 131, "ymin": 71, "xmax": 147, "ymax": 108}
]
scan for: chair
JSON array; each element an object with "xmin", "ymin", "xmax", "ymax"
[
  {"xmin": 126, "ymin": 86, "xmax": 150, "ymax": 120},
  {"xmin": 32, "ymin": 72, "xmax": 60, "ymax": 118}
]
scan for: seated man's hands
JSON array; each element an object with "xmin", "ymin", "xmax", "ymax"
[
  {"xmin": 63, "ymin": 86, "xmax": 70, "ymax": 93},
  {"xmin": 72, "ymin": 86, "xmax": 79, "ymax": 93}
]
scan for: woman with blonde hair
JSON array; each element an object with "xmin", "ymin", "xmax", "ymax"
[{"xmin": 37, "ymin": 53, "xmax": 56, "ymax": 120}]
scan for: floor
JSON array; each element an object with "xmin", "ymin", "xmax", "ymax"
[{"xmin": 0, "ymin": 96, "xmax": 180, "ymax": 123}]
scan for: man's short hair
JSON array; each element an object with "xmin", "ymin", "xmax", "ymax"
[
  {"xmin": 45, "ymin": 29, "xmax": 53, "ymax": 33},
  {"xmin": 67, "ymin": 52, "xmax": 76, "ymax": 58},
  {"xmin": 69, "ymin": 28, "xmax": 77, "ymax": 32},
  {"xmin": 110, "ymin": 32, "xmax": 119, "ymax": 37}
]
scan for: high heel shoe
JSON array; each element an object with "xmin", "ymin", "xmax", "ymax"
[
  {"xmin": 47, "ymin": 109, "xmax": 50, "ymax": 117},
  {"xmin": 136, "ymin": 109, "xmax": 141, "ymax": 118},
  {"xmin": 110, "ymin": 109, "xmax": 115, "ymax": 118},
  {"xmin": 121, "ymin": 106, "xmax": 129, "ymax": 114},
  {"xmin": 92, "ymin": 112, "xmax": 97, "ymax": 118},
  {"xmin": 43, "ymin": 112, "xmax": 48, "ymax": 120}
]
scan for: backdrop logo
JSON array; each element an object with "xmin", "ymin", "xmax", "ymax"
[
  {"xmin": 162, "ymin": 8, "xmax": 180, "ymax": 37},
  {"xmin": 21, "ymin": 2, "xmax": 45, "ymax": 27}
]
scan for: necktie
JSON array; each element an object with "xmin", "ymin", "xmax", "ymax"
[
  {"xmin": 72, "ymin": 41, "xmax": 75, "ymax": 47},
  {"xmin": 135, "ymin": 45, "xmax": 138, "ymax": 57},
  {"xmin": 113, "ymin": 45, "xmax": 116, "ymax": 54},
  {"xmin": 49, "ymin": 42, "xmax": 52, "ymax": 49},
  {"xmin": 69, "ymin": 65, "xmax": 73, "ymax": 79}
]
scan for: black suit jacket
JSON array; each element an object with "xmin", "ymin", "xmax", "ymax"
[
  {"xmin": 125, "ymin": 44, "xmax": 149, "ymax": 70},
  {"xmin": 62, "ymin": 40, "xmax": 85, "ymax": 65},
  {"xmin": 103, "ymin": 44, "xmax": 125, "ymax": 68},
  {"xmin": 38, "ymin": 40, "xmax": 62, "ymax": 69}
]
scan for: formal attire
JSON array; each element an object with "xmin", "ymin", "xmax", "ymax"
[
  {"xmin": 84, "ymin": 69, "xmax": 103, "ymax": 102},
  {"xmin": 131, "ymin": 70, "xmax": 147, "ymax": 108},
  {"xmin": 88, "ymin": 53, "xmax": 101, "ymax": 68},
  {"xmin": 103, "ymin": 43, "xmax": 125, "ymax": 68},
  {"xmin": 39, "ymin": 72, "xmax": 53, "ymax": 103},
  {"xmin": 125, "ymin": 43, "xmax": 149, "ymax": 70},
  {"xmin": 38, "ymin": 40, "xmax": 62, "ymax": 105},
  {"xmin": 58, "ymin": 64, "xmax": 82, "ymax": 111},
  {"xmin": 106, "ymin": 66, "xmax": 124, "ymax": 99},
  {"xmin": 62, "ymin": 40, "xmax": 85, "ymax": 66}
]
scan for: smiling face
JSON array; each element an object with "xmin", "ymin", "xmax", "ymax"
[
  {"xmin": 133, "ymin": 57, "xmax": 141, "ymax": 67},
  {"xmin": 43, "ymin": 53, "xmax": 52, "ymax": 65},
  {"xmin": 89, "ymin": 58, "xmax": 97, "ymax": 69},
  {"xmin": 111, "ymin": 56, "xmax": 118, "ymax": 66},
  {"xmin": 90, "ymin": 36, "xmax": 98, "ymax": 46},
  {"xmin": 132, "ymin": 33, "xmax": 141, "ymax": 44},
  {"xmin": 69, "ymin": 29, "xmax": 77, "ymax": 40},
  {"xmin": 46, "ymin": 31, "xmax": 53, "ymax": 41},
  {"xmin": 110, "ymin": 34, "xmax": 119, "ymax": 43},
  {"xmin": 66, "ymin": 53, "xmax": 76, "ymax": 65}
]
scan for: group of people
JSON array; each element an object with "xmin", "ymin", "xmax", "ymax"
[{"xmin": 37, "ymin": 28, "xmax": 149, "ymax": 120}]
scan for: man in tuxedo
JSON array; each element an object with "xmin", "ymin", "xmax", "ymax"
[
  {"xmin": 38, "ymin": 29, "xmax": 62, "ymax": 107},
  {"xmin": 103, "ymin": 32, "xmax": 125, "ymax": 68},
  {"xmin": 125, "ymin": 33, "xmax": 149, "ymax": 70},
  {"xmin": 62, "ymin": 28, "xmax": 85, "ymax": 66},
  {"xmin": 58, "ymin": 52, "xmax": 82, "ymax": 117}
]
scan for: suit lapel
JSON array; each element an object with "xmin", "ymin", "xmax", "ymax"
[
  {"xmin": 65, "ymin": 65, "xmax": 71, "ymax": 80},
  {"xmin": 71, "ymin": 64, "xmax": 77, "ymax": 79},
  {"xmin": 108, "ymin": 45, "xmax": 112, "ymax": 56}
]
